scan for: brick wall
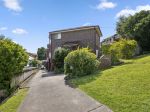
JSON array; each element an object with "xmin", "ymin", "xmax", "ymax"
[{"xmin": 50, "ymin": 28, "xmax": 100, "ymax": 58}]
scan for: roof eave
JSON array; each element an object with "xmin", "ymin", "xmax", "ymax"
[
  {"xmin": 95, "ymin": 26, "xmax": 102, "ymax": 37},
  {"xmin": 49, "ymin": 25, "xmax": 102, "ymax": 37}
]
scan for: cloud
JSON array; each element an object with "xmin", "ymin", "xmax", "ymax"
[
  {"xmin": 3, "ymin": 0, "xmax": 22, "ymax": 12},
  {"xmin": 96, "ymin": 0, "xmax": 117, "ymax": 10},
  {"xmin": 12, "ymin": 28, "xmax": 28, "ymax": 35},
  {"xmin": 136, "ymin": 5, "xmax": 150, "ymax": 12},
  {"xmin": 0, "ymin": 27, "xmax": 8, "ymax": 31},
  {"xmin": 116, "ymin": 9, "xmax": 135, "ymax": 18},
  {"xmin": 82, "ymin": 22, "xmax": 91, "ymax": 26},
  {"xmin": 12, "ymin": 40, "xmax": 18, "ymax": 44},
  {"xmin": 116, "ymin": 4, "xmax": 150, "ymax": 18}
]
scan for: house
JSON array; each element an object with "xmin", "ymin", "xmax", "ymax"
[
  {"xmin": 47, "ymin": 25, "xmax": 102, "ymax": 71},
  {"xmin": 26, "ymin": 52, "xmax": 37, "ymax": 67},
  {"xmin": 27, "ymin": 52, "xmax": 37, "ymax": 60},
  {"xmin": 101, "ymin": 34, "xmax": 141, "ymax": 55},
  {"xmin": 101, "ymin": 34, "xmax": 120, "ymax": 45}
]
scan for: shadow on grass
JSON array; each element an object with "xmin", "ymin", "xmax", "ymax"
[
  {"xmin": 120, "ymin": 54, "xmax": 150, "ymax": 65},
  {"xmin": 65, "ymin": 54, "xmax": 150, "ymax": 88},
  {"xmin": 64, "ymin": 61, "xmax": 133, "ymax": 88},
  {"xmin": 130, "ymin": 54, "xmax": 150, "ymax": 61},
  {"xmin": 65, "ymin": 70, "xmax": 103, "ymax": 88},
  {"xmin": 64, "ymin": 60, "xmax": 133, "ymax": 88}
]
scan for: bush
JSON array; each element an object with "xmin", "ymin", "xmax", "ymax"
[
  {"xmin": 101, "ymin": 39, "xmax": 137, "ymax": 65},
  {"xmin": 110, "ymin": 39, "xmax": 137, "ymax": 59},
  {"xmin": 101, "ymin": 43, "xmax": 120, "ymax": 65},
  {"xmin": 64, "ymin": 48, "xmax": 100, "ymax": 78},
  {"xmin": 119, "ymin": 39, "xmax": 137, "ymax": 59},
  {"xmin": 53, "ymin": 48, "xmax": 70, "ymax": 73},
  {"xmin": 29, "ymin": 59, "xmax": 39, "ymax": 67},
  {"xmin": 101, "ymin": 44, "xmax": 111, "ymax": 55},
  {"xmin": 109, "ymin": 43, "xmax": 120, "ymax": 65},
  {"xmin": 0, "ymin": 38, "xmax": 28, "ymax": 91}
]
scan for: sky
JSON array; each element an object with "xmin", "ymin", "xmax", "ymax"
[{"xmin": 0, "ymin": 0, "xmax": 150, "ymax": 53}]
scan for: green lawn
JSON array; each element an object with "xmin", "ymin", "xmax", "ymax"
[
  {"xmin": 70, "ymin": 54, "xmax": 150, "ymax": 112},
  {"xmin": 0, "ymin": 89, "xmax": 28, "ymax": 112}
]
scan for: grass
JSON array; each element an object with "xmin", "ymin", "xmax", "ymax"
[
  {"xmin": 0, "ymin": 88, "xmax": 28, "ymax": 112},
  {"xmin": 70, "ymin": 54, "xmax": 150, "ymax": 112}
]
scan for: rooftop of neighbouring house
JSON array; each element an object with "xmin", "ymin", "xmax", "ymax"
[
  {"xmin": 102, "ymin": 34, "xmax": 120, "ymax": 42},
  {"xmin": 49, "ymin": 25, "xmax": 102, "ymax": 37},
  {"xmin": 27, "ymin": 52, "xmax": 37, "ymax": 58}
]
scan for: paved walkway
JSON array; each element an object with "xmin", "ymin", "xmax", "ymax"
[{"xmin": 18, "ymin": 70, "xmax": 112, "ymax": 112}]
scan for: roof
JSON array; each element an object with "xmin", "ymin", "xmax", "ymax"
[
  {"xmin": 27, "ymin": 52, "xmax": 37, "ymax": 57},
  {"xmin": 49, "ymin": 25, "xmax": 102, "ymax": 37},
  {"xmin": 102, "ymin": 34, "xmax": 120, "ymax": 42}
]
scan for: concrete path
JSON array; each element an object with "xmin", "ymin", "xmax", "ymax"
[{"xmin": 18, "ymin": 70, "xmax": 112, "ymax": 112}]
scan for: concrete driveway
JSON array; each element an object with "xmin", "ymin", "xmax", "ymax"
[{"xmin": 18, "ymin": 70, "xmax": 112, "ymax": 112}]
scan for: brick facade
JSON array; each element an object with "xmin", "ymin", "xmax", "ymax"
[{"xmin": 47, "ymin": 26, "xmax": 102, "ymax": 71}]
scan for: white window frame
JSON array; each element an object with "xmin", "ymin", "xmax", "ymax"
[
  {"xmin": 96, "ymin": 50, "xmax": 99, "ymax": 57},
  {"xmin": 49, "ymin": 52, "xmax": 51, "ymax": 58},
  {"xmin": 54, "ymin": 33, "xmax": 61, "ymax": 39}
]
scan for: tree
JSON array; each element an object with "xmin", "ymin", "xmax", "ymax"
[
  {"xmin": 0, "ymin": 38, "xmax": 28, "ymax": 92},
  {"xmin": 37, "ymin": 47, "xmax": 46, "ymax": 60},
  {"xmin": 116, "ymin": 10, "xmax": 150, "ymax": 52},
  {"xmin": 0, "ymin": 35, "xmax": 5, "ymax": 40},
  {"xmin": 134, "ymin": 14, "xmax": 150, "ymax": 51},
  {"xmin": 116, "ymin": 17, "xmax": 128, "ymax": 38},
  {"xmin": 53, "ymin": 48, "xmax": 70, "ymax": 73}
]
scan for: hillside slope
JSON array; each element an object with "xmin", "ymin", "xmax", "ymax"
[{"xmin": 71, "ymin": 54, "xmax": 150, "ymax": 112}]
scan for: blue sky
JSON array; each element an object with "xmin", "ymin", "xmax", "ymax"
[{"xmin": 0, "ymin": 0, "xmax": 150, "ymax": 53}]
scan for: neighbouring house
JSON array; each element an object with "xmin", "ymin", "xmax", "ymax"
[
  {"xmin": 47, "ymin": 25, "xmax": 102, "ymax": 71},
  {"xmin": 101, "ymin": 34, "xmax": 141, "ymax": 55},
  {"xmin": 101, "ymin": 34, "xmax": 120, "ymax": 45},
  {"xmin": 27, "ymin": 52, "xmax": 37, "ymax": 60},
  {"xmin": 26, "ymin": 52, "xmax": 37, "ymax": 67}
]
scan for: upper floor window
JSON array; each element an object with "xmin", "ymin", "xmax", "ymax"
[{"xmin": 54, "ymin": 33, "xmax": 61, "ymax": 39}]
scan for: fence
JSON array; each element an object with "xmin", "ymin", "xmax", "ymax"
[
  {"xmin": 0, "ymin": 67, "xmax": 38, "ymax": 102},
  {"xmin": 10, "ymin": 67, "xmax": 38, "ymax": 88}
]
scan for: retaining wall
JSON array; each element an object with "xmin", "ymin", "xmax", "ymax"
[{"xmin": 0, "ymin": 67, "xmax": 38, "ymax": 102}]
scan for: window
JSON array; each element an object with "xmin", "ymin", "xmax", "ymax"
[
  {"xmin": 49, "ymin": 52, "xmax": 51, "ymax": 58},
  {"xmin": 54, "ymin": 33, "xmax": 61, "ymax": 39},
  {"xmin": 96, "ymin": 50, "xmax": 99, "ymax": 57}
]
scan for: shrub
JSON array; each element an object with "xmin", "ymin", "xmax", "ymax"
[
  {"xmin": 110, "ymin": 39, "xmax": 137, "ymax": 59},
  {"xmin": 64, "ymin": 48, "xmax": 100, "ymax": 78},
  {"xmin": 101, "ymin": 43, "xmax": 120, "ymax": 65},
  {"xmin": 53, "ymin": 48, "xmax": 70, "ymax": 73},
  {"xmin": 29, "ymin": 59, "xmax": 39, "ymax": 67},
  {"xmin": 0, "ymin": 38, "xmax": 28, "ymax": 92},
  {"xmin": 101, "ymin": 39, "xmax": 137, "ymax": 65},
  {"xmin": 119, "ymin": 39, "xmax": 137, "ymax": 59},
  {"xmin": 109, "ymin": 42, "xmax": 120, "ymax": 64},
  {"xmin": 101, "ymin": 44, "xmax": 111, "ymax": 55}
]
